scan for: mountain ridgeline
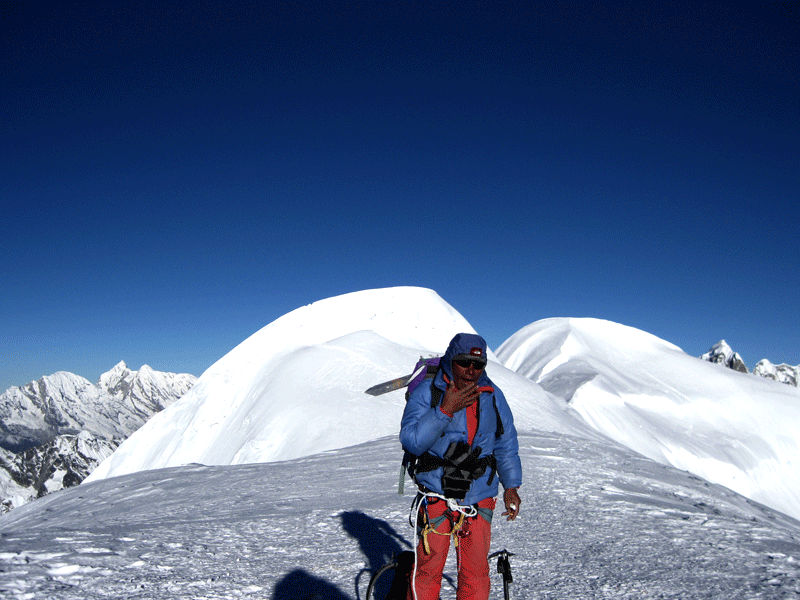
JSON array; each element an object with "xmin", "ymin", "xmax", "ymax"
[
  {"xmin": 0, "ymin": 323, "xmax": 796, "ymax": 515},
  {"xmin": 0, "ymin": 362, "xmax": 196, "ymax": 512}
]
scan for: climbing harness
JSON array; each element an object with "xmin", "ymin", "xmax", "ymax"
[
  {"xmin": 409, "ymin": 490, "xmax": 493, "ymax": 554},
  {"xmin": 397, "ymin": 360, "xmax": 505, "ymax": 496}
]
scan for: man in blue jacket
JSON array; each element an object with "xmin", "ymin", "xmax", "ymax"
[{"xmin": 400, "ymin": 333, "xmax": 522, "ymax": 600}]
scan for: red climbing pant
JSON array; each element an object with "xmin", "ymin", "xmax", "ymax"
[{"xmin": 406, "ymin": 497, "xmax": 495, "ymax": 600}]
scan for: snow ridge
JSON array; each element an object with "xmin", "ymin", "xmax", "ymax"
[
  {"xmin": 87, "ymin": 287, "xmax": 581, "ymax": 481},
  {"xmin": 497, "ymin": 317, "xmax": 800, "ymax": 521},
  {"xmin": 86, "ymin": 290, "xmax": 800, "ymax": 523}
]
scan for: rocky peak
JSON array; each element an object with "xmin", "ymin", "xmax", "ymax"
[
  {"xmin": 97, "ymin": 360, "xmax": 134, "ymax": 396},
  {"xmin": 701, "ymin": 341, "xmax": 798, "ymax": 387},
  {"xmin": 700, "ymin": 340, "xmax": 748, "ymax": 373},
  {"xmin": 1, "ymin": 431, "xmax": 119, "ymax": 514},
  {"xmin": 753, "ymin": 359, "xmax": 799, "ymax": 387}
]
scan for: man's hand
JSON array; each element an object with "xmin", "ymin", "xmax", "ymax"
[
  {"xmin": 440, "ymin": 382, "xmax": 480, "ymax": 416},
  {"xmin": 502, "ymin": 487, "xmax": 521, "ymax": 521}
]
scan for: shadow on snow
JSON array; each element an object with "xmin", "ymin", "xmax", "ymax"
[
  {"xmin": 341, "ymin": 510, "xmax": 413, "ymax": 600},
  {"xmin": 271, "ymin": 510, "xmax": 414, "ymax": 600}
]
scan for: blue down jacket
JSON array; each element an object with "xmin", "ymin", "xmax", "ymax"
[{"xmin": 399, "ymin": 335, "xmax": 522, "ymax": 506}]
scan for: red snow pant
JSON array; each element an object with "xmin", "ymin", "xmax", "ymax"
[{"xmin": 407, "ymin": 496, "xmax": 495, "ymax": 600}]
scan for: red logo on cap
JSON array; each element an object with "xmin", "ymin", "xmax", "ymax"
[{"xmin": 470, "ymin": 347, "xmax": 483, "ymax": 357}]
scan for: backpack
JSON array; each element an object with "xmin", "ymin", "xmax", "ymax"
[
  {"xmin": 399, "ymin": 356, "xmax": 504, "ymax": 496},
  {"xmin": 405, "ymin": 356, "xmax": 442, "ymax": 401}
]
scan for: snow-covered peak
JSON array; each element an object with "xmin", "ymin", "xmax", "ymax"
[
  {"xmin": 700, "ymin": 340, "xmax": 748, "ymax": 373},
  {"xmin": 700, "ymin": 341, "xmax": 799, "ymax": 386},
  {"xmin": 1, "ymin": 364, "xmax": 196, "ymax": 453},
  {"xmin": 753, "ymin": 359, "xmax": 800, "ymax": 387},
  {"xmin": 87, "ymin": 287, "xmax": 579, "ymax": 482},
  {"xmin": 1, "ymin": 372, "xmax": 115, "ymax": 451},
  {"xmin": 497, "ymin": 318, "xmax": 800, "ymax": 521},
  {"xmin": 97, "ymin": 360, "xmax": 133, "ymax": 393},
  {"xmin": 209, "ymin": 286, "xmax": 483, "ymax": 372}
]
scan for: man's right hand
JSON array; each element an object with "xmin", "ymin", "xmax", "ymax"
[{"xmin": 440, "ymin": 382, "xmax": 480, "ymax": 416}]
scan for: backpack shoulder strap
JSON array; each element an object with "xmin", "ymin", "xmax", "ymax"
[
  {"xmin": 430, "ymin": 378, "xmax": 444, "ymax": 409},
  {"xmin": 493, "ymin": 394, "xmax": 504, "ymax": 438}
]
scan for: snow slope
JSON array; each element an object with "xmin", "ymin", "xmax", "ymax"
[
  {"xmin": 89, "ymin": 288, "xmax": 800, "ymax": 526},
  {"xmin": 3, "ymin": 287, "xmax": 800, "ymax": 598},
  {"xmin": 497, "ymin": 317, "xmax": 800, "ymax": 522},
  {"xmin": 2, "ymin": 435, "xmax": 799, "ymax": 599},
  {"xmin": 88, "ymin": 287, "xmax": 584, "ymax": 481}
]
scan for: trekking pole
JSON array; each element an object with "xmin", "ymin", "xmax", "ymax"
[{"xmin": 488, "ymin": 549, "xmax": 514, "ymax": 600}]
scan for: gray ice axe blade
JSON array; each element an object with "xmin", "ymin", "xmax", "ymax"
[
  {"xmin": 365, "ymin": 362, "xmax": 429, "ymax": 396},
  {"xmin": 364, "ymin": 374, "xmax": 414, "ymax": 396}
]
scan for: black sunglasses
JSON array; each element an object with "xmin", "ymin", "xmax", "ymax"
[{"xmin": 454, "ymin": 359, "xmax": 485, "ymax": 370}]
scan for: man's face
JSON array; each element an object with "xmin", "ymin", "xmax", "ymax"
[{"xmin": 451, "ymin": 358, "xmax": 485, "ymax": 390}]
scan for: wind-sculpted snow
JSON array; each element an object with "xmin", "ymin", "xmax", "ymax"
[
  {"xmin": 88, "ymin": 288, "xmax": 586, "ymax": 481},
  {"xmin": 2, "ymin": 435, "xmax": 799, "ymax": 599},
  {"xmin": 497, "ymin": 317, "xmax": 800, "ymax": 522}
]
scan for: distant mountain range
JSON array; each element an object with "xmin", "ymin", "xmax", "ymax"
[
  {"xmin": 0, "ymin": 362, "xmax": 196, "ymax": 512},
  {"xmin": 700, "ymin": 340, "xmax": 799, "ymax": 386}
]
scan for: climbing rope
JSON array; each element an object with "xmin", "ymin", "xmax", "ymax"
[{"xmin": 408, "ymin": 491, "xmax": 479, "ymax": 600}]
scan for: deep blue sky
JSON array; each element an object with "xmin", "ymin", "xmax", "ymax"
[{"xmin": 2, "ymin": 1, "xmax": 798, "ymax": 391}]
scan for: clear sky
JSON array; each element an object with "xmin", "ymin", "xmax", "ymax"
[{"xmin": 2, "ymin": 1, "xmax": 798, "ymax": 391}]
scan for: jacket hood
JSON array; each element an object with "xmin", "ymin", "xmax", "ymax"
[{"xmin": 438, "ymin": 333, "xmax": 491, "ymax": 386}]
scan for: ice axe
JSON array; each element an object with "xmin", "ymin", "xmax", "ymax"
[
  {"xmin": 364, "ymin": 361, "xmax": 430, "ymax": 396},
  {"xmin": 488, "ymin": 549, "xmax": 514, "ymax": 600},
  {"xmin": 364, "ymin": 373, "xmax": 415, "ymax": 396}
]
